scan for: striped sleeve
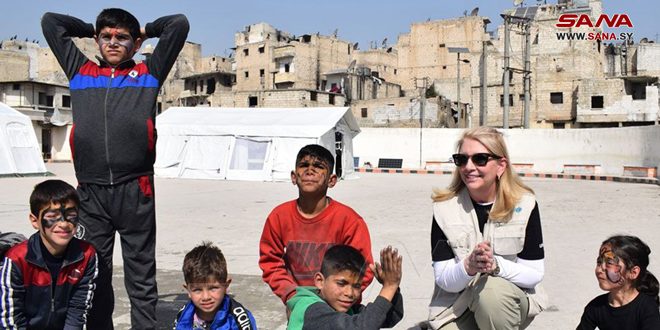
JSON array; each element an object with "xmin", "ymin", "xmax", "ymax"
[
  {"xmin": 1, "ymin": 256, "xmax": 26, "ymax": 329},
  {"xmin": 65, "ymin": 248, "xmax": 98, "ymax": 328}
]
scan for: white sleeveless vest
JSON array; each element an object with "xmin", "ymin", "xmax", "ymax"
[{"xmin": 428, "ymin": 188, "xmax": 548, "ymax": 329}]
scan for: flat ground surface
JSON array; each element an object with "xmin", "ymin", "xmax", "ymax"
[{"xmin": 1, "ymin": 163, "xmax": 659, "ymax": 329}]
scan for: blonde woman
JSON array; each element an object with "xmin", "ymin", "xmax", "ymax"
[{"xmin": 428, "ymin": 127, "xmax": 547, "ymax": 330}]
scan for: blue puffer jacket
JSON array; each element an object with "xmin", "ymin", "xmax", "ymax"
[{"xmin": 174, "ymin": 296, "xmax": 257, "ymax": 330}]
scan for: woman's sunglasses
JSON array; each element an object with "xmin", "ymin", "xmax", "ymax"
[{"xmin": 452, "ymin": 153, "xmax": 502, "ymax": 167}]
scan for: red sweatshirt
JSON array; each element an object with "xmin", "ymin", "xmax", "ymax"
[{"xmin": 259, "ymin": 199, "xmax": 374, "ymax": 303}]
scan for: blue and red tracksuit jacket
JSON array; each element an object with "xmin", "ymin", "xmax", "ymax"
[
  {"xmin": 0, "ymin": 233, "xmax": 98, "ymax": 330},
  {"xmin": 41, "ymin": 12, "xmax": 189, "ymax": 185}
]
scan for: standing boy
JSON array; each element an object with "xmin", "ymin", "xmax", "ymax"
[
  {"xmin": 1, "ymin": 180, "xmax": 98, "ymax": 329},
  {"xmin": 259, "ymin": 144, "xmax": 374, "ymax": 305},
  {"xmin": 174, "ymin": 242, "xmax": 257, "ymax": 330},
  {"xmin": 286, "ymin": 245, "xmax": 404, "ymax": 330},
  {"xmin": 41, "ymin": 8, "xmax": 189, "ymax": 329}
]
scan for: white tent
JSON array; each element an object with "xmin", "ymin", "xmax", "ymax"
[
  {"xmin": 155, "ymin": 107, "xmax": 360, "ymax": 181},
  {"xmin": 0, "ymin": 102, "xmax": 47, "ymax": 176}
]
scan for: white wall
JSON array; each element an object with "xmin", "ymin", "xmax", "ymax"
[{"xmin": 353, "ymin": 126, "xmax": 660, "ymax": 177}]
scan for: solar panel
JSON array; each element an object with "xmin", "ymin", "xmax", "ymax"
[
  {"xmin": 378, "ymin": 158, "xmax": 403, "ymax": 169},
  {"xmin": 513, "ymin": 6, "xmax": 538, "ymax": 20}
]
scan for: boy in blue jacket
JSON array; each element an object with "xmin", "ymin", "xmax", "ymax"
[
  {"xmin": 174, "ymin": 242, "xmax": 257, "ymax": 330},
  {"xmin": 1, "ymin": 180, "xmax": 98, "ymax": 329}
]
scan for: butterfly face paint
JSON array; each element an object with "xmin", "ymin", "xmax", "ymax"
[
  {"xmin": 597, "ymin": 246, "xmax": 622, "ymax": 283},
  {"xmin": 97, "ymin": 28, "xmax": 135, "ymax": 53},
  {"xmin": 39, "ymin": 204, "xmax": 79, "ymax": 229}
]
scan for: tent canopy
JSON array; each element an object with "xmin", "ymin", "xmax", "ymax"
[
  {"xmin": 0, "ymin": 102, "xmax": 47, "ymax": 176},
  {"xmin": 155, "ymin": 107, "xmax": 360, "ymax": 181},
  {"xmin": 157, "ymin": 107, "xmax": 360, "ymax": 138}
]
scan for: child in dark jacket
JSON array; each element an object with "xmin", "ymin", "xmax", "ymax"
[
  {"xmin": 41, "ymin": 8, "xmax": 189, "ymax": 329},
  {"xmin": 174, "ymin": 242, "xmax": 257, "ymax": 330},
  {"xmin": 287, "ymin": 245, "xmax": 404, "ymax": 330},
  {"xmin": 1, "ymin": 180, "xmax": 97, "ymax": 330}
]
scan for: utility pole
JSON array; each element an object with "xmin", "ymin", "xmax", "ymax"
[
  {"xmin": 415, "ymin": 77, "xmax": 429, "ymax": 169},
  {"xmin": 523, "ymin": 22, "xmax": 531, "ymax": 128},
  {"xmin": 448, "ymin": 47, "xmax": 470, "ymax": 127},
  {"xmin": 480, "ymin": 23, "xmax": 490, "ymax": 126},
  {"xmin": 414, "ymin": 77, "xmax": 429, "ymax": 168},
  {"xmin": 503, "ymin": 16, "xmax": 511, "ymax": 129}
]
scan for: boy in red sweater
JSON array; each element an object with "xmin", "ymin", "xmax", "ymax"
[{"xmin": 259, "ymin": 144, "xmax": 374, "ymax": 306}]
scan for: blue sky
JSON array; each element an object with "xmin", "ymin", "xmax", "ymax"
[{"xmin": 2, "ymin": 0, "xmax": 656, "ymax": 56}]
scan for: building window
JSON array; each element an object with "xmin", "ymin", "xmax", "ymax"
[
  {"xmin": 248, "ymin": 96, "xmax": 258, "ymax": 107},
  {"xmin": 38, "ymin": 92, "xmax": 54, "ymax": 107},
  {"xmin": 310, "ymin": 91, "xmax": 318, "ymax": 101},
  {"xmin": 206, "ymin": 78, "xmax": 216, "ymax": 94},
  {"xmin": 284, "ymin": 63, "xmax": 290, "ymax": 73},
  {"xmin": 243, "ymin": 48, "xmax": 249, "ymax": 56},
  {"xmin": 550, "ymin": 92, "xmax": 563, "ymax": 104},
  {"xmin": 244, "ymin": 71, "xmax": 249, "ymax": 79},
  {"xmin": 439, "ymin": 43, "xmax": 446, "ymax": 48},
  {"xmin": 258, "ymin": 46, "xmax": 265, "ymax": 53},
  {"xmin": 394, "ymin": 69, "xmax": 397, "ymax": 75},
  {"xmin": 553, "ymin": 122, "xmax": 565, "ymax": 129},
  {"xmin": 157, "ymin": 102, "xmax": 162, "ymax": 114},
  {"xmin": 591, "ymin": 96, "xmax": 604, "ymax": 109},
  {"xmin": 260, "ymin": 69, "xmax": 265, "ymax": 77},
  {"xmin": 361, "ymin": 108, "xmax": 368, "ymax": 118},
  {"xmin": 329, "ymin": 94, "xmax": 335, "ymax": 105},
  {"xmin": 499, "ymin": 94, "xmax": 514, "ymax": 107},
  {"xmin": 62, "ymin": 95, "xmax": 71, "ymax": 107},
  {"xmin": 192, "ymin": 81, "xmax": 197, "ymax": 94},
  {"xmin": 12, "ymin": 84, "xmax": 20, "ymax": 90}
]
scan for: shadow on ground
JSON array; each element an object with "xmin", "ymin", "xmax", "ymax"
[{"xmin": 113, "ymin": 267, "xmax": 286, "ymax": 329}]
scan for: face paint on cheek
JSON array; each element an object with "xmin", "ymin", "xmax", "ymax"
[
  {"xmin": 606, "ymin": 269, "xmax": 621, "ymax": 283},
  {"xmin": 98, "ymin": 30, "xmax": 135, "ymax": 53},
  {"xmin": 41, "ymin": 218, "xmax": 56, "ymax": 229},
  {"xmin": 599, "ymin": 249, "xmax": 623, "ymax": 283}
]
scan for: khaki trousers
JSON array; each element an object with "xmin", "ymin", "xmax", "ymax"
[{"xmin": 440, "ymin": 276, "xmax": 530, "ymax": 330}]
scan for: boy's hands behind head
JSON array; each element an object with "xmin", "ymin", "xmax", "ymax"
[{"xmin": 370, "ymin": 246, "xmax": 402, "ymax": 302}]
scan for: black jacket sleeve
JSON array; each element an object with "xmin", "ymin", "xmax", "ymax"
[
  {"xmin": 144, "ymin": 14, "xmax": 190, "ymax": 83},
  {"xmin": 1, "ymin": 256, "xmax": 27, "ymax": 328},
  {"xmin": 302, "ymin": 292, "xmax": 404, "ymax": 330},
  {"xmin": 41, "ymin": 12, "xmax": 95, "ymax": 80},
  {"xmin": 64, "ymin": 250, "xmax": 98, "ymax": 329}
]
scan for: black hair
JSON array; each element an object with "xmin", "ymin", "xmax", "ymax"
[
  {"xmin": 320, "ymin": 245, "xmax": 366, "ymax": 278},
  {"xmin": 603, "ymin": 235, "xmax": 659, "ymax": 305},
  {"xmin": 29, "ymin": 180, "xmax": 79, "ymax": 216},
  {"xmin": 182, "ymin": 241, "xmax": 227, "ymax": 284},
  {"xmin": 96, "ymin": 8, "xmax": 141, "ymax": 41},
  {"xmin": 296, "ymin": 144, "xmax": 335, "ymax": 174}
]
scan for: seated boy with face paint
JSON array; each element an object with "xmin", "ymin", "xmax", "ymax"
[
  {"xmin": 286, "ymin": 245, "xmax": 404, "ymax": 330},
  {"xmin": 1, "ymin": 180, "xmax": 98, "ymax": 330}
]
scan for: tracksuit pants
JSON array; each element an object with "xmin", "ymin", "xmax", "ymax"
[{"xmin": 77, "ymin": 175, "xmax": 157, "ymax": 330}]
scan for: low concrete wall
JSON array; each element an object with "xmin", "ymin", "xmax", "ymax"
[{"xmin": 353, "ymin": 126, "xmax": 660, "ymax": 177}]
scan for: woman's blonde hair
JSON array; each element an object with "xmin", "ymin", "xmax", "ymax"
[{"xmin": 432, "ymin": 127, "xmax": 534, "ymax": 221}]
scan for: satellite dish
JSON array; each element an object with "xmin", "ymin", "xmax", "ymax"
[
  {"xmin": 470, "ymin": 7, "xmax": 479, "ymax": 16},
  {"xmin": 352, "ymin": 42, "xmax": 359, "ymax": 50},
  {"xmin": 381, "ymin": 37, "xmax": 388, "ymax": 48},
  {"xmin": 514, "ymin": 0, "xmax": 524, "ymax": 7},
  {"xmin": 332, "ymin": 28, "xmax": 338, "ymax": 38},
  {"xmin": 347, "ymin": 60, "xmax": 357, "ymax": 72}
]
